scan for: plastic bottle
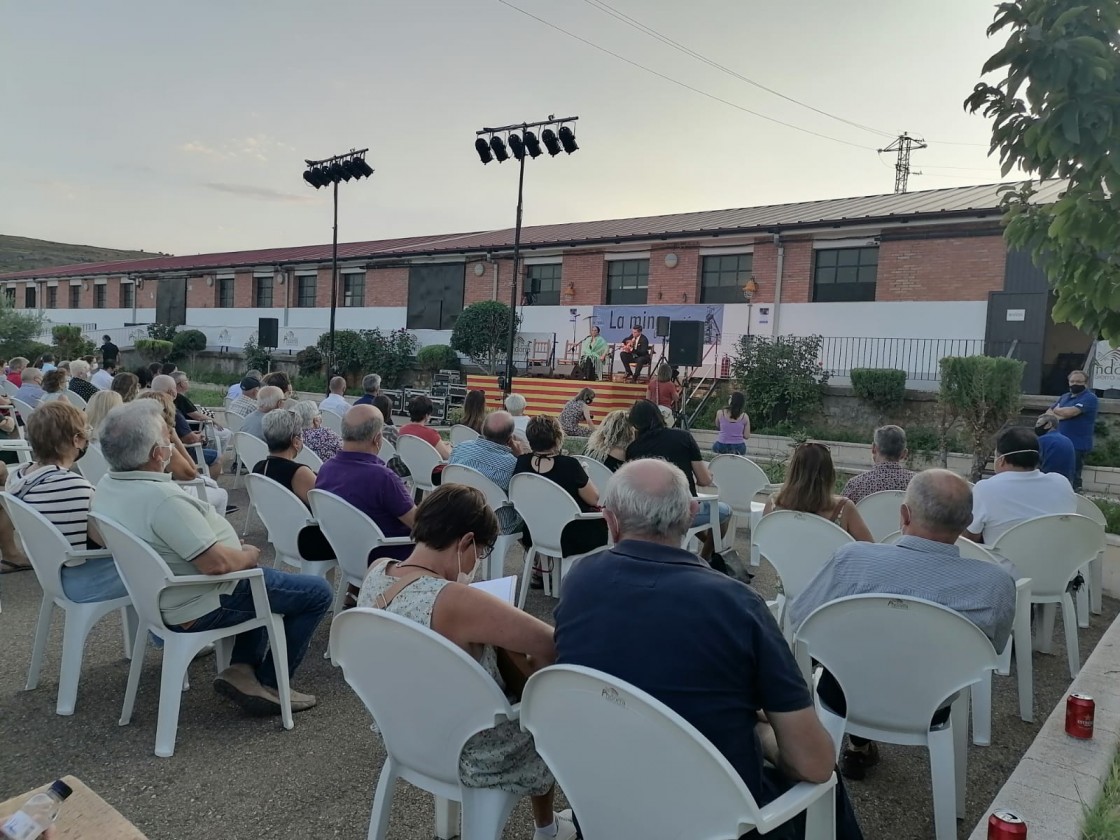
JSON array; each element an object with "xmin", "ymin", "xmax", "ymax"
[{"xmin": 0, "ymin": 779, "xmax": 72, "ymax": 840}]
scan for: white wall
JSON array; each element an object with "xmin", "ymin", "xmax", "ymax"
[{"xmin": 774, "ymin": 301, "xmax": 987, "ymax": 341}]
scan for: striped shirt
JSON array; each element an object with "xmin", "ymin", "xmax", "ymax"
[
  {"xmin": 447, "ymin": 438, "xmax": 522, "ymax": 533},
  {"xmin": 227, "ymin": 395, "xmax": 257, "ymax": 418},
  {"xmin": 7, "ymin": 464, "xmax": 95, "ymax": 549},
  {"xmin": 788, "ymin": 535, "xmax": 1017, "ymax": 651}
]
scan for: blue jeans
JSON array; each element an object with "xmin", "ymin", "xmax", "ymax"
[
  {"xmin": 60, "ymin": 557, "xmax": 128, "ymax": 603},
  {"xmin": 173, "ymin": 567, "xmax": 332, "ymax": 689},
  {"xmin": 712, "ymin": 441, "xmax": 747, "ymax": 456},
  {"xmin": 691, "ymin": 500, "xmax": 732, "ymax": 529}
]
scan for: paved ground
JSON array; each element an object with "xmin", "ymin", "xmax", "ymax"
[{"xmin": 0, "ymin": 471, "xmax": 1114, "ymax": 839}]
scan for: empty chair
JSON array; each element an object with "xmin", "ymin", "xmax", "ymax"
[
  {"xmin": 521, "ymin": 664, "xmax": 836, "ymax": 840},
  {"xmin": 62, "ymin": 389, "xmax": 87, "ymax": 409},
  {"xmin": 795, "ymin": 595, "xmax": 998, "ymax": 840},
  {"xmin": 245, "ymin": 473, "xmax": 336, "ymax": 580},
  {"xmin": 11, "ymin": 397, "xmax": 36, "ymax": 424},
  {"xmin": 233, "ymin": 432, "xmax": 268, "ymax": 532},
  {"xmin": 449, "ymin": 424, "xmax": 479, "ymax": 446},
  {"xmin": 90, "ymin": 512, "xmax": 293, "ymax": 758},
  {"xmin": 709, "ymin": 454, "xmax": 770, "ymax": 566},
  {"xmin": 1075, "ymin": 494, "xmax": 1106, "ymax": 623},
  {"xmin": 378, "ymin": 438, "xmax": 397, "ymax": 465},
  {"xmin": 320, "ymin": 409, "xmax": 344, "ymax": 437},
  {"xmin": 1, "ymin": 494, "xmax": 137, "ymax": 716},
  {"xmin": 442, "ymin": 465, "xmax": 517, "ymax": 581},
  {"xmin": 294, "ymin": 444, "xmax": 323, "ymax": 473},
  {"xmin": 396, "ymin": 434, "xmax": 445, "ymax": 501},
  {"xmin": 854, "ymin": 490, "xmax": 906, "ymax": 543}
]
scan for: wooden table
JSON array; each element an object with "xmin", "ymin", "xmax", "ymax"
[{"xmin": 0, "ymin": 776, "xmax": 147, "ymax": 839}]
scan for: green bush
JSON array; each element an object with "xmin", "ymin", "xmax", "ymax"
[
  {"xmin": 51, "ymin": 325, "xmax": 96, "ymax": 361},
  {"xmin": 134, "ymin": 338, "xmax": 174, "ymax": 362},
  {"xmin": 1085, "ymin": 437, "xmax": 1120, "ymax": 468},
  {"xmin": 170, "ymin": 329, "xmax": 207, "ymax": 363},
  {"xmin": 243, "ymin": 338, "xmax": 271, "ymax": 373},
  {"xmin": 730, "ymin": 335, "xmax": 828, "ymax": 428},
  {"xmin": 0, "ymin": 297, "xmax": 46, "ymax": 358},
  {"xmin": 315, "ymin": 328, "xmax": 418, "ymax": 388},
  {"xmin": 850, "ymin": 368, "xmax": 906, "ymax": 415},
  {"xmin": 295, "ymin": 346, "xmax": 324, "ymax": 378},
  {"xmin": 147, "ymin": 324, "xmax": 177, "ymax": 341},
  {"xmin": 417, "ymin": 344, "xmax": 459, "ymax": 377},
  {"xmin": 179, "ymin": 364, "xmax": 242, "ymax": 387},
  {"xmin": 9, "ymin": 341, "xmax": 52, "ymax": 365},
  {"xmin": 1092, "ymin": 498, "xmax": 1120, "ymax": 535},
  {"xmin": 450, "ymin": 301, "xmax": 520, "ymax": 375},
  {"xmin": 938, "ymin": 355, "xmax": 1026, "ymax": 481}
]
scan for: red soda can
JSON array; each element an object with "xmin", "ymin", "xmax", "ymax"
[
  {"xmin": 1066, "ymin": 693, "xmax": 1095, "ymax": 739},
  {"xmin": 988, "ymin": 810, "xmax": 1027, "ymax": 839}
]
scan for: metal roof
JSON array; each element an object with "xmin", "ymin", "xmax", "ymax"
[{"xmin": 0, "ymin": 180, "xmax": 1063, "ymax": 282}]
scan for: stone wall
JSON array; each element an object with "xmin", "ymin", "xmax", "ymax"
[{"xmin": 819, "ymin": 386, "xmax": 942, "ymax": 433}]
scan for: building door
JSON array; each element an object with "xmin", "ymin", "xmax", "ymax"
[
  {"xmin": 985, "ymin": 291, "xmax": 1045, "ymax": 394},
  {"xmin": 406, "ymin": 264, "xmax": 464, "ymax": 330},
  {"xmin": 156, "ymin": 277, "xmax": 187, "ymax": 327}
]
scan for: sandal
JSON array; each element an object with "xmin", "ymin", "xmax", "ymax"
[{"xmin": 0, "ymin": 558, "xmax": 32, "ymax": 574}]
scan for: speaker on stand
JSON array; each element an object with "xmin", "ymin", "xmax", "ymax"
[{"xmin": 258, "ymin": 317, "xmax": 279, "ymax": 373}]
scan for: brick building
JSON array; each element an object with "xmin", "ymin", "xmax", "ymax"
[{"xmin": 0, "ymin": 181, "xmax": 1081, "ymax": 393}]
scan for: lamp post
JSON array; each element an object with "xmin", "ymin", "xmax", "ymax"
[
  {"xmin": 300, "ymin": 149, "xmax": 374, "ymax": 384},
  {"xmin": 743, "ymin": 275, "xmax": 759, "ymax": 341},
  {"xmin": 475, "ymin": 116, "xmax": 579, "ymax": 393}
]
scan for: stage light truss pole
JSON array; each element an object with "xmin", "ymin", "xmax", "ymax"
[{"xmin": 475, "ymin": 116, "xmax": 579, "ymax": 394}]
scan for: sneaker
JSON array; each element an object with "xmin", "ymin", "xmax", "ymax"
[
  {"xmin": 533, "ymin": 810, "xmax": 577, "ymax": 840},
  {"xmin": 840, "ymin": 740, "xmax": 880, "ymax": 781},
  {"xmin": 213, "ymin": 664, "xmax": 281, "ymax": 716}
]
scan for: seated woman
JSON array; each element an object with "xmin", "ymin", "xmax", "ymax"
[
  {"xmin": 138, "ymin": 391, "xmax": 230, "ymax": 516},
  {"xmin": 111, "ymin": 371, "xmax": 140, "ymax": 403},
  {"xmin": 39, "ymin": 369, "xmax": 70, "ymax": 403},
  {"xmin": 763, "ymin": 442, "xmax": 874, "ymax": 542},
  {"xmin": 6, "ymin": 401, "xmax": 128, "ymax": 599},
  {"xmin": 460, "ymin": 389, "xmax": 487, "ymax": 435},
  {"xmin": 557, "ymin": 388, "xmax": 595, "ymax": 437},
  {"xmin": 293, "ymin": 399, "xmax": 342, "ymax": 463},
  {"xmin": 252, "ymin": 409, "xmax": 334, "ymax": 560},
  {"xmin": 357, "ymin": 485, "xmax": 576, "ymax": 840},
  {"xmin": 645, "ymin": 364, "xmax": 680, "ymax": 411},
  {"xmin": 583, "ymin": 409, "xmax": 633, "ymax": 472},
  {"xmin": 514, "ymin": 415, "xmax": 608, "ymax": 556},
  {"xmin": 85, "ymin": 390, "xmax": 123, "ymax": 442},
  {"xmin": 578, "ymin": 325, "xmax": 609, "ymax": 380},
  {"xmin": 713, "ymin": 391, "xmax": 750, "ymax": 456}
]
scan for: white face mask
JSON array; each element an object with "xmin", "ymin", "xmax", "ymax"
[
  {"xmin": 996, "ymin": 449, "xmax": 1039, "ymax": 467},
  {"xmin": 456, "ymin": 543, "xmax": 479, "ymax": 585},
  {"xmin": 156, "ymin": 442, "xmax": 172, "ymax": 472}
]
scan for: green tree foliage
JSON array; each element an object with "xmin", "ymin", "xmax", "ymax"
[
  {"xmin": 147, "ymin": 323, "xmax": 178, "ymax": 341},
  {"xmin": 50, "ymin": 324, "xmax": 95, "ymax": 361},
  {"xmin": 938, "ymin": 355, "xmax": 1026, "ymax": 481},
  {"xmin": 0, "ymin": 296, "xmax": 46, "ymax": 358},
  {"xmin": 295, "ymin": 345, "xmax": 324, "ymax": 377},
  {"xmin": 134, "ymin": 338, "xmax": 174, "ymax": 363},
  {"xmin": 450, "ymin": 301, "xmax": 520, "ymax": 375},
  {"xmin": 243, "ymin": 338, "xmax": 271, "ymax": 373},
  {"xmin": 850, "ymin": 368, "xmax": 907, "ymax": 416},
  {"xmin": 315, "ymin": 328, "xmax": 418, "ymax": 388},
  {"xmin": 170, "ymin": 329, "xmax": 207, "ymax": 363},
  {"xmin": 965, "ymin": 1, "xmax": 1120, "ymax": 339},
  {"xmin": 730, "ymin": 335, "xmax": 829, "ymax": 428}
]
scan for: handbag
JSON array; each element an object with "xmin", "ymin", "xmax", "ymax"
[{"xmin": 708, "ymin": 547, "xmax": 753, "ymax": 584}]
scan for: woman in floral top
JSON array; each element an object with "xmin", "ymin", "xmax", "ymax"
[{"xmin": 293, "ymin": 400, "xmax": 342, "ymax": 463}]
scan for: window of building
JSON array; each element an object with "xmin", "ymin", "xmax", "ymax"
[
  {"xmin": 812, "ymin": 246, "xmax": 878, "ymax": 302},
  {"xmin": 296, "ymin": 274, "xmax": 317, "ymax": 308},
  {"xmin": 255, "ymin": 276, "xmax": 274, "ymax": 308},
  {"xmin": 94, "ymin": 284, "xmax": 106, "ymax": 309},
  {"xmin": 69, "ymin": 285, "xmax": 80, "ymax": 308},
  {"xmin": 24, "ymin": 287, "xmax": 36, "ymax": 309},
  {"xmin": 5, "ymin": 287, "xmax": 16, "ymax": 306},
  {"xmin": 46, "ymin": 286, "xmax": 57, "ymax": 309},
  {"xmin": 120, "ymin": 282, "xmax": 134, "ymax": 309},
  {"xmin": 343, "ymin": 272, "xmax": 365, "ymax": 307},
  {"xmin": 217, "ymin": 277, "xmax": 234, "ymax": 309},
  {"xmin": 606, "ymin": 259, "xmax": 649, "ymax": 305},
  {"xmin": 700, "ymin": 253, "xmax": 753, "ymax": 304},
  {"xmin": 526, "ymin": 263, "xmax": 562, "ymax": 305}
]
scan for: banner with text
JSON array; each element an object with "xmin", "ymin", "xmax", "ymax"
[
  {"xmin": 589, "ymin": 304, "xmax": 724, "ymax": 344},
  {"xmin": 1093, "ymin": 340, "xmax": 1120, "ymax": 390}
]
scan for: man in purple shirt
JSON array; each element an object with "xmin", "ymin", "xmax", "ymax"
[{"xmin": 314, "ymin": 404, "xmax": 416, "ymax": 563}]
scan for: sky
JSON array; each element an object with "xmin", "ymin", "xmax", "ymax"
[{"xmin": 0, "ymin": 0, "xmax": 1011, "ymax": 256}]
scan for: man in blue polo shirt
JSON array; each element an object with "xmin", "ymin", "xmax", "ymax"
[
  {"xmin": 1049, "ymin": 369, "xmax": 1098, "ymax": 491},
  {"xmin": 555, "ymin": 459, "xmax": 863, "ymax": 840},
  {"xmin": 1035, "ymin": 413, "xmax": 1076, "ymax": 484}
]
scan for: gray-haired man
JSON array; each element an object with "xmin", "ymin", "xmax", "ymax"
[
  {"xmin": 353, "ymin": 373, "xmax": 381, "ymax": 407},
  {"xmin": 840, "ymin": 425, "xmax": 915, "ymax": 505}
]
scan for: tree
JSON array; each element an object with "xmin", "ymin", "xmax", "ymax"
[
  {"xmin": 0, "ymin": 297, "xmax": 45, "ymax": 358},
  {"xmin": 729, "ymin": 335, "xmax": 829, "ymax": 429},
  {"xmin": 450, "ymin": 301, "xmax": 520, "ymax": 375},
  {"xmin": 937, "ymin": 355, "xmax": 1026, "ymax": 481},
  {"xmin": 170, "ymin": 329, "xmax": 208, "ymax": 364},
  {"xmin": 965, "ymin": 1, "xmax": 1120, "ymax": 340},
  {"xmin": 134, "ymin": 338, "xmax": 174, "ymax": 363}
]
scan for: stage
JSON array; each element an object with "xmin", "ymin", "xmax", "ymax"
[{"xmin": 466, "ymin": 375, "xmax": 647, "ymax": 420}]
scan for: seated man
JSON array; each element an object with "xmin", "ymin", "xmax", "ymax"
[
  {"xmin": 618, "ymin": 325, "xmax": 651, "ymax": 381},
  {"xmin": 91, "ymin": 400, "xmax": 332, "ymax": 714},
  {"xmin": 790, "ymin": 469, "xmax": 1017, "ymax": 780},
  {"xmin": 1035, "ymin": 413, "xmax": 1076, "ymax": 484},
  {"xmin": 172, "ymin": 371, "xmax": 233, "ymax": 453},
  {"xmin": 353, "ymin": 373, "xmax": 381, "ymax": 407},
  {"xmin": 555, "ymin": 459, "xmax": 863, "ymax": 840},
  {"xmin": 965, "ymin": 426, "xmax": 1077, "ymax": 545},
  {"xmin": 448, "ymin": 410, "xmax": 527, "ymax": 536},
  {"xmin": 16, "ymin": 367, "xmax": 46, "ymax": 408},
  {"xmin": 91, "ymin": 359, "xmax": 115, "ymax": 390},
  {"xmin": 240, "ymin": 385, "xmax": 285, "ymax": 441},
  {"xmin": 152, "ymin": 374, "xmax": 220, "ymax": 478},
  {"xmin": 226, "ymin": 375, "xmax": 261, "ymax": 417},
  {"xmin": 315, "ymin": 404, "xmax": 417, "ymax": 563},
  {"xmin": 320, "ymin": 376, "xmax": 350, "ymax": 416},
  {"xmin": 840, "ymin": 425, "xmax": 915, "ymax": 504}
]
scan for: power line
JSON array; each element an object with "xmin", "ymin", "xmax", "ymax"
[
  {"xmin": 494, "ymin": 0, "xmax": 878, "ymax": 152},
  {"xmin": 579, "ymin": 0, "xmax": 897, "ymax": 140}
]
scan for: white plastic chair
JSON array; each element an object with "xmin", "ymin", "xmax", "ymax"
[
  {"xmin": 1075, "ymin": 494, "xmax": 1106, "ymax": 624},
  {"xmin": 62, "ymin": 389, "xmax": 87, "ymax": 409},
  {"xmin": 449, "ymin": 424, "xmax": 479, "ymax": 446},
  {"xmin": 245, "ymin": 473, "xmax": 336, "ymax": 580},
  {"xmin": 396, "ymin": 434, "xmax": 445, "ymax": 501},
  {"xmin": 308, "ymin": 489, "xmax": 414, "ymax": 617},
  {"xmin": 73, "ymin": 442, "xmax": 110, "ymax": 485},
  {"xmin": 0, "ymin": 379, "xmax": 18, "ymax": 397},
  {"xmin": 233, "ymin": 432, "xmax": 268, "ymax": 532},
  {"xmin": 753, "ymin": 510, "xmax": 854, "ymax": 637},
  {"xmin": 222, "ymin": 412, "xmax": 246, "ymax": 487},
  {"xmin": 509, "ymin": 472, "xmax": 606, "ymax": 608},
  {"xmin": 710, "ymin": 454, "xmax": 770, "ymax": 566},
  {"xmin": 442, "ymin": 465, "xmax": 518, "ymax": 581},
  {"xmin": 991, "ymin": 513, "xmax": 1104, "ymax": 679},
  {"xmin": 294, "ymin": 445, "xmax": 323, "ymax": 473},
  {"xmin": 378, "ymin": 438, "xmax": 397, "ymax": 464},
  {"xmin": 320, "ymin": 409, "xmax": 343, "ymax": 437},
  {"xmin": 11, "ymin": 397, "xmax": 36, "ymax": 423},
  {"xmin": 0, "ymin": 439, "xmax": 32, "ymax": 463},
  {"xmin": 1, "ymin": 494, "xmax": 137, "ymax": 716},
  {"xmin": 521, "ymin": 664, "xmax": 836, "ymax": 840},
  {"xmin": 572, "ymin": 455, "xmax": 614, "ymax": 495},
  {"xmin": 795, "ymin": 595, "xmax": 998, "ymax": 840},
  {"xmin": 330, "ymin": 608, "xmax": 522, "ymax": 840},
  {"xmin": 854, "ymin": 490, "xmax": 906, "ymax": 543},
  {"xmin": 90, "ymin": 512, "xmax": 293, "ymax": 758}
]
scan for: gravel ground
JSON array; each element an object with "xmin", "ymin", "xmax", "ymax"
[{"xmin": 0, "ymin": 472, "xmax": 1114, "ymax": 839}]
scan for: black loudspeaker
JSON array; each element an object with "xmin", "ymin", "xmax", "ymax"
[
  {"xmin": 258, "ymin": 317, "xmax": 279, "ymax": 349},
  {"xmin": 655, "ymin": 316, "xmax": 671, "ymax": 338},
  {"xmin": 668, "ymin": 320, "xmax": 704, "ymax": 366}
]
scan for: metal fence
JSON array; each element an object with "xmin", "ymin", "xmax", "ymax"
[{"xmin": 817, "ymin": 336, "xmax": 1020, "ymax": 381}]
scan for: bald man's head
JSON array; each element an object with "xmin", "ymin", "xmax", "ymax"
[
  {"xmin": 482, "ymin": 410, "xmax": 515, "ymax": 443},
  {"xmin": 341, "ymin": 403, "xmax": 384, "ymax": 449},
  {"xmin": 901, "ymin": 469, "xmax": 974, "ymax": 543},
  {"xmin": 601, "ymin": 458, "xmax": 697, "ymax": 545}
]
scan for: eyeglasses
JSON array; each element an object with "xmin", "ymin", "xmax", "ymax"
[{"xmin": 474, "ymin": 540, "xmax": 495, "ymax": 561}]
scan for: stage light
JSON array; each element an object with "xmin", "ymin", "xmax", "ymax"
[
  {"xmin": 336, "ymin": 160, "xmax": 353, "ymax": 181},
  {"xmin": 559, "ymin": 126, "xmax": 578, "ymax": 154},
  {"xmin": 489, "ymin": 135, "xmax": 509, "ymax": 163},
  {"xmin": 523, "ymin": 131, "xmax": 543, "ymax": 158},
  {"xmin": 475, "ymin": 137, "xmax": 493, "ymax": 164},
  {"xmin": 303, "ymin": 169, "xmax": 322, "ymax": 189},
  {"xmin": 352, "ymin": 156, "xmax": 374, "ymax": 178},
  {"xmin": 341, "ymin": 159, "xmax": 360, "ymax": 180},
  {"xmin": 541, "ymin": 128, "xmax": 562, "ymax": 156},
  {"xmin": 508, "ymin": 133, "xmax": 526, "ymax": 161},
  {"xmin": 328, "ymin": 162, "xmax": 346, "ymax": 183}
]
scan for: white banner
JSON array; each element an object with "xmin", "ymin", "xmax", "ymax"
[{"xmin": 1092, "ymin": 340, "xmax": 1120, "ymax": 390}]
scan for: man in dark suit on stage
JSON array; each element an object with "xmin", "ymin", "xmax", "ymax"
[{"xmin": 619, "ymin": 325, "xmax": 652, "ymax": 381}]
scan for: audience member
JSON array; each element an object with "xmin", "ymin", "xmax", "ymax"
[
  {"xmin": 292, "ymin": 399, "xmax": 341, "ymax": 462},
  {"xmin": 764, "ymin": 442, "xmax": 873, "ymax": 542},
  {"xmin": 840, "ymin": 425, "xmax": 915, "ymax": 504},
  {"xmin": 6, "ymin": 357, "xmax": 28, "ymax": 389},
  {"xmin": 448, "ymin": 410, "xmax": 526, "ymax": 536},
  {"xmin": 110, "ymin": 371, "xmax": 140, "ymax": 403},
  {"xmin": 583, "ymin": 409, "xmax": 633, "ymax": 471},
  {"xmin": 16, "ymin": 367, "xmax": 46, "ymax": 408},
  {"xmin": 1049, "ymin": 369, "xmax": 1098, "ymax": 491},
  {"xmin": 99, "ymin": 335, "xmax": 119, "ymax": 368},
  {"xmin": 357, "ymin": 485, "xmax": 576, "ymax": 840},
  {"xmin": 460, "ymin": 389, "xmax": 487, "ymax": 434},
  {"xmin": 85, "ymin": 390, "xmax": 123, "ymax": 442},
  {"xmin": 965, "ymin": 426, "xmax": 1076, "ymax": 545},
  {"xmin": 262, "ymin": 371, "xmax": 295, "ymax": 407},
  {"xmin": 40, "ymin": 353, "xmax": 57, "ymax": 373},
  {"xmin": 160, "ymin": 362, "xmax": 178, "ymax": 377},
  {"xmin": 558, "ymin": 387, "xmax": 595, "ymax": 437},
  {"xmin": 790, "ymin": 468, "xmax": 1016, "ymax": 780},
  {"xmin": 39, "ymin": 369, "xmax": 70, "ymax": 403},
  {"xmin": 399, "ymin": 394, "xmax": 452, "ymax": 470},
  {"xmin": 134, "ymin": 366, "xmax": 154, "ymax": 389},
  {"xmin": 91, "ymin": 359, "xmax": 115, "ymax": 390},
  {"xmin": 555, "ymin": 459, "xmax": 863, "ymax": 839},
  {"xmin": 646, "ymin": 364, "xmax": 679, "ymax": 410},
  {"xmin": 173, "ymin": 371, "xmax": 232, "ymax": 452},
  {"xmin": 92, "ymin": 401, "xmax": 332, "ymax": 715},
  {"xmin": 67, "ymin": 359, "xmax": 99, "ymax": 402},
  {"xmin": 320, "ymin": 376, "xmax": 350, "ymax": 415},
  {"xmin": 1035, "ymin": 413, "xmax": 1077, "ymax": 484},
  {"xmin": 353, "ymin": 373, "xmax": 381, "ymax": 407},
  {"xmin": 239, "ymin": 385, "xmax": 284, "ymax": 441},
  {"xmin": 504, "ymin": 393, "xmax": 529, "ymax": 436},
  {"xmin": 712, "ymin": 391, "xmax": 750, "ymax": 456},
  {"xmin": 227, "ymin": 375, "xmax": 262, "ymax": 417},
  {"xmin": 0, "ymin": 456, "xmax": 28, "ymax": 570},
  {"xmin": 153, "ymin": 375, "xmax": 220, "ymax": 478},
  {"xmin": 226, "ymin": 369, "xmax": 262, "ymax": 403},
  {"xmin": 138, "ymin": 391, "xmax": 230, "ymax": 515}
]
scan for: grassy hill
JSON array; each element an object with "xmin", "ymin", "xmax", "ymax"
[{"xmin": 0, "ymin": 235, "xmax": 166, "ymax": 275}]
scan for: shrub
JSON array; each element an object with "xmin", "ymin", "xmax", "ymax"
[
  {"xmin": 1092, "ymin": 498, "xmax": 1120, "ymax": 535},
  {"xmin": 850, "ymin": 368, "xmax": 906, "ymax": 415},
  {"xmin": 51, "ymin": 325, "xmax": 96, "ymax": 361},
  {"xmin": 417, "ymin": 344, "xmax": 459, "ymax": 378},
  {"xmin": 243, "ymin": 338, "xmax": 271, "ymax": 373},
  {"xmin": 938, "ymin": 355, "xmax": 1026, "ymax": 481},
  {"xmin": 315, "ymin": 328, "xmax": 418, "ymax": 388},
  {"xmin": 0, "ymin": 297, "xmax": 45, "ymax": 358},
  {"xmin": 134, "ymin": 338, "xmax": 174, "ymax": 362},
  {"xmin": 147, "ymin": 323, "xmax": 177, "ymax": 341},
  {"xmin": 295, "ymin": 346, "xmax": 324, "ymax": 377},
  {"xmin": 730, "ymin": 335, "xmax": 828, "ymax": 428},
  {"xmin": 170, "ymin": 329, "xmax": 207, "ymax": 363},
  {"xmin": 451, "ymin": 301, "xmax": 520, "ymax": 375}
]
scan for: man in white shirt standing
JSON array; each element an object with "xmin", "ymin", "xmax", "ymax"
[
  {"xmin": 320, "ymin": 376, "xmax": 350, "ymax": 416},
  {"xmin": 965, "ymin": 426, "xmax": 1077, "ymax": 546}
]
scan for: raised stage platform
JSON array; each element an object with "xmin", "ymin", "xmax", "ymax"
[{"xmin": 466, "ymin": 375, "xmax": 647, "ymax": 420}]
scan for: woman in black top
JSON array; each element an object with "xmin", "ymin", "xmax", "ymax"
[{"xmin": 512, "ymin": 415, "xmax": 608, "ymax": 556}]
